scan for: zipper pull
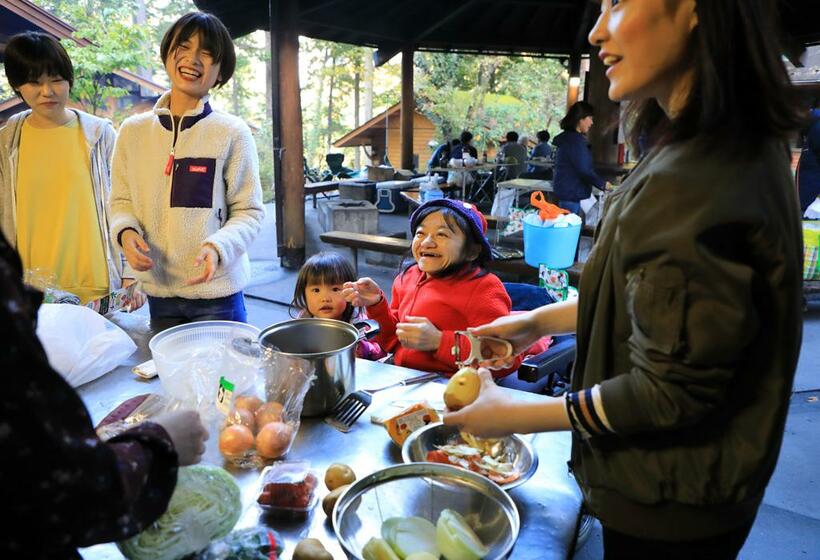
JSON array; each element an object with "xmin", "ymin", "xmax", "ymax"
[{"xmin": 164, "ymin": 149, "xmax": 175, "ymax": 176}]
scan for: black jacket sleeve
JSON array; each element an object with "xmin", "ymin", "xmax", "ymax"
[{"xmin": 0, "ymin": 233, "xmax": 178, "ymax": 557}]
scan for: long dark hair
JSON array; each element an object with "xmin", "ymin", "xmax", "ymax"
[
  {"xmin": 292, "ymin": 252, "xmax": 356, "ymax": 321},
  {"xmin": 401, "ymin": 206, "xmax": 489, "ymax": 279},
  {"xmin": 560, "ymin": 101, "xmax": 595, "ymax": 132},
  {"xmin": 624, "ymin": 0, "xmax": 804, "ymax": 152}
]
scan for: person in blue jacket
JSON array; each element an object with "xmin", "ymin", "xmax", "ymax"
[
  {"xmin": 552, "ymin": 101, "xmax": 606, "ymax": 214},
  {"xmin": 798, "ymin": 101, "xmax": 820, "ymax": 213}
]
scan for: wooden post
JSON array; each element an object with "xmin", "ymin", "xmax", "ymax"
[
  {"xmin": 566, "ymin": 52, "xmax": 581, "ymax": 110},
  {"xmin": 271, "ymin": 0, "xmax": 305, "ymax": 268},
  {"xmin": 586, "ymin": 46, "xmax": 620, "ymax": 169},
  {"xmin": 400, "ymin": 47, "xmax": 414, "ymax": 171}
]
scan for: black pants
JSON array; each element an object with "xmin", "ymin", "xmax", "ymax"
[{"xmin": 602, "ymin": 517, "xmax": 755, "ymax": 560}]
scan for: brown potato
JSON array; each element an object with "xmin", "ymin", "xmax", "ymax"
[
  {"xmin": 322, "ymin": 483, "xmax": 350, "ymax": 517},
  {"xmin": 324, "ymin": 463, "xmax": 356, "ymax": 491},
  {"xmin": 293, "ymin": 538, "xmax": 333, "ymax": 560},
  {"xmin": 443, "ymin": 367, "xmax": 481, "ymax": 410}
]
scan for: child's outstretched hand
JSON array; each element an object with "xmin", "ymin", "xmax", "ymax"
[
  {"xmin": 342, "ymin": 278, "xmax": 382, "ymax": 307},
  {"xmin": 185, "ymin": 244, "xmax": 219, "ymax": 286}
]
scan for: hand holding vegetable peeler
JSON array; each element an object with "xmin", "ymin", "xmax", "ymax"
[{"xmin": 452, "ymin": 330, "xmax": 514, "ymax": 368}]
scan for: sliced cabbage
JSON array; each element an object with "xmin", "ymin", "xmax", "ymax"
[
  {"xmin": 362, "ymin": 537, "xmax": 401, "ymax": 560},
  {"xmin": 405, "ymin": 553, "xmax": 440, "ymax": 560},
  {"xmin": 118, "ymin": 465, "xmax": 242, "ymax": 560},
  {"xmin": 436, "ymin": 509, "xmax": 488, "ymax": 560},
  {"xmin": 381, "ymin": 516, "xmax": 438, "ymax": 558}
]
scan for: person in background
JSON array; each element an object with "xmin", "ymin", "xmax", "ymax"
[
  {"xmin": 0, "ymin": 32, "xmax": 144, "ymax": 309},
  {"xmin": 110, "ymin": 13, "xmax": 264, "ymax": 331},
  {"xmin": 797, "ymin": 99, "xmax": 820, "ymax": 214},
  {"xmin": 447, "ymin": 0, "xmax": 803, "ymax": 557},
  {"xmin": 552, "ymin": 101, "xmax": 606, "ymax": 215},
  {"xmin": 0, "ymin": 232, "xmax": 208, "ymax": 558},
  {"xmin": 427, "ymin": 138, "xmax": 458, "ymax": 180},
  {"xmin": 450, "ymin": 130, "xmax": 478, "ymax": 159},
  {"xmin": 291, "ymin": 251, "xmax": 385, "ymax": 361},
  {"xmin": 497, "ymin": 130, "xmax": 529, "ymax": 179},
  {"xmin": 521, "ymin": 129, "xmax": 554, "ymax": 180}
]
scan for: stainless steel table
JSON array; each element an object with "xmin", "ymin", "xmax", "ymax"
[{"xmin": 78, "ymin": 339, "xmax": 582, "ymax": 560}]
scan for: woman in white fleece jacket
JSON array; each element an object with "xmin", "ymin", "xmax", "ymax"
[{"xmin": 110, "ymin": 13, "xmax": 264, "ymax": 330}]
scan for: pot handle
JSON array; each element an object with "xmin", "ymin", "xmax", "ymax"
[{"xmin": 353, "ymin": 318, "xmax": 380, "ymax": 340}]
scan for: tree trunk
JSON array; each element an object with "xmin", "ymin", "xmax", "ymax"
[
  {"xmin": 354, "ymin": 70, "xmax": 360, "ymax": 169},
  {"xmin": 326, "ymin": 54, "xmax": 336, "ymax": 154},
  {"xmin": 469, "ymin": 58, "xmax": 499, "ymax": 122},
  {"xmin": 265, "ymin": 32, "xmax": 272, "ymax": 122},
  {"xmin": 232, "ymin": 79, "xmax": 241, "ymax": 116},
  {"xmin": 311, "ymin": 46, "xmax": 330, "ymax": 168},
  {"xmin": 364, "ymin": 47, "xmax": 374, "ymax": 121}
]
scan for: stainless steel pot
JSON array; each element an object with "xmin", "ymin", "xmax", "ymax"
[{"xmin": 258, "ymin": 318, "xmax": 378, "ymax": 417}]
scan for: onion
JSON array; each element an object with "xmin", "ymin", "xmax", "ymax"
[
  {"xmin": 218, "ymin": 424, "xmax": 254, "ymax": 457},
  {"xmin": 256, "ymin": 421, "xmax": 294, "ymax": 459}
]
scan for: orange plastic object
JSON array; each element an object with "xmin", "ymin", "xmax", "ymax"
[
  {"xmin": 530, "ymin": 191, "xmax": 569, "ymax": 221},
  {"xmin": 384, "ymin": 402, "xmax": 440, "ymax": 446}
]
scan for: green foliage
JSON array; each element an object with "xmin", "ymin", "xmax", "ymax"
[
  {"xmin": 37, "ymin": 0, "xmax": 152, "ymax": 116},
  {"xmin": 415, "ymin": 52, "xmax": 568, "ymax": 154},
  {"xmin": 254, "ymin": 121, "xmax": 275, "ymax": 203}
]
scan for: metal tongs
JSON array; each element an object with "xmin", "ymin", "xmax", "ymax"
[{"xmin": 451, "ymin": 330, "xmax": 513, "ymax": 368}]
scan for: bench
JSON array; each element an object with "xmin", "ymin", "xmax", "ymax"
[
  {"xmin": 319, "ymin": 230, "xmax": 584, "ymax": 285},
  {"xmin": 304, "ymin": 181, "xmax": 339, "ymax": 208}
]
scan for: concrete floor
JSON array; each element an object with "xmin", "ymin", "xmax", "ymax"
[{"xmin": 243, "ymin": 202, "xmax": 820, "ymax": 559}]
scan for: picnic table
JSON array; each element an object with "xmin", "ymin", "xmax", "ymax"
[{"xmin": 76, "ymin": 333, "xmax": 587, "ymax": 560}]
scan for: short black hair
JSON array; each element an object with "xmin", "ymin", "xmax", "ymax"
[
  {"xmin": 560, "ymin": 101, "xmax": 595, "ymax": 132},
  {"xmin": 506, "ymin": 131, "xmax": 519, "ymax": 142},
  {"xmin": 292, "ymin": 252, "xmax": 356, "ymax": 321},
  {"xmin": 4, "ymin": 32, "xmax": 74, "ymax": 95},
  {"xmin": 536, "ymin": 130, "xmax": 550, "ymax": 142},
  {"xmin": 460, "ymin": 130, "xmax": 473, "ymax": 144},
  {"xmin": 160, "ymin": 12, "xmax": 236, "ymax": 88}
]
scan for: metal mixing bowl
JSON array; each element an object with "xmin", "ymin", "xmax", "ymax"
[
  {"xmin": 333, "ymin": 463, "xmax": 520, "ymax": 559},
  {"xmin": 402, "ymin": 422, "xmax": 539, "ymax": 491}
]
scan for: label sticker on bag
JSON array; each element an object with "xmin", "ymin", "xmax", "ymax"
[{"xmin": 216, "ymin": 376, "xmax": 235, "ymax": 415}]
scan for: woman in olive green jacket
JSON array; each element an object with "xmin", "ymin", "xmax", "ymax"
[{"xmin": 445, "ymin": 1, "xmax": 804, "ymax": 557}]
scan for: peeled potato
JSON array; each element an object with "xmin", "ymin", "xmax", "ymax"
[
  {"xmin": 322, "ymin": 483, "xmax": 350, "ymax": 516},
  {"xmin": 255, "ymin": 401, "xmax": 284, "ymax": 427},
  {"xmin": 293, "ymin": 538, "xmax": 333, "ymax": 560},
  {"xmin": 443, "ymin": 367, "xmax": 481, "ymax": 410},
  {"xmin": 325, "ymin": 462, "xmax": 356, "ymax": 491},
  {"xmin": 218, "ymin": 424, "xmax": 254, "ymax": 457},
  {"xmin": 256, "ymin": 421, "xmax": 294, "ymax": 459}
]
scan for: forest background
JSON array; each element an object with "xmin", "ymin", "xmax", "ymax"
[{"xmin": 0, "ymin": 0, "xmax": 573, "ymax": 202}]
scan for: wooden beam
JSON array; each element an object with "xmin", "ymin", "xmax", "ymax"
[
  {"xmin": 272, "ymin": 0, "xmax": 306, "ymax": 268},
  {"xmin": 269, "ymin": 0, "xmax": 285, "ymax": 260},
  {"xmin": 373, "ymin": 0, "xmax": 478, "ymax": 67},
  {"xmin": 400, "ymin": 47, "xmax": 414, "ymax": 171},
  {"xmin": 586, "ymin": 45, "xmax": 620, "ymax": 167}
]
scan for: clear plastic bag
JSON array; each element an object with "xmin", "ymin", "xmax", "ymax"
[
  {"xmin": 255, "ymin": 460, "xmax": 319, "ymax": 516},
  {"xmin": 36, "ymin": 303, "xmax": 137, "ymax": 387},
  {"xmin": 216, "ymin": 345, "xmax": 314, "ymax": 467}
]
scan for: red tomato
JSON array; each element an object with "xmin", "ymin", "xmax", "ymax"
[{"xmin": 426, "ymin": 450, "xmax": 451, "ymax": 464}]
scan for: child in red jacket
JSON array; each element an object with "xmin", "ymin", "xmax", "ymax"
[{"xmin": 342, "ymin": 199, "xmax": 549, "ymax": 377}]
